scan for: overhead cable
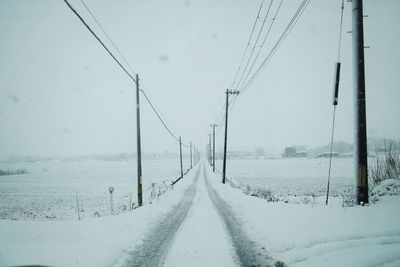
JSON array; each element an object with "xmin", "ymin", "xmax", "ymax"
[
  {"xmin": 141, "ymin": 89, "xmax": 189, "ymax": 147},
  {"xmin": 241, "ymin": 0, "xmax": 311, "ymax": 93},
  {"xmin": 234, "ymin": 0, "xmax": 274, "ymax": 91},
  {"xmin": 63, "ymin": 0, "xmax": 137, "ymax": 83},
  {"xmin": 64, "ymin": 0, "xmax": 189, "ymax": 147},
  {"xmin": 240, "ymin": 0, "xmax": 284, "ymax": 89},
  {"xmin": 79, "ymin": 0, "xmax": 137, "ymax": 75},
  {"xmin": 229, "ymin": 0, "xmax": 265, "ymax": 90}
]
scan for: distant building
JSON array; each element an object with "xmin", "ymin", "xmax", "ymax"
[
  {"xmin": 282, "ymin": 147, "xmax": 308, "ymax": 158},
  {"xmin": 294, "ymin": 151, "xmax": 308, "ymax": 158},
  {"xmin": 282, "ymin": 147, "xmax": 296, "ymax": 158}
]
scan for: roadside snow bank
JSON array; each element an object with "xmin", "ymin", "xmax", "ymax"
[
  {"xmin": 371, "ymin": 179, "xmax": 400, "ymax": 201},
  {"xmin": 206, "ymin": 166, "xmax": 400, "ymax": 267},
  {"xmin": 0, "ymin": 165, "xmax": 199, "ymax": 267}
]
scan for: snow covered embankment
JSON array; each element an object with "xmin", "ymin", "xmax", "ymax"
[
  {"xmin": 205, "ymin": 166, "xmax": 400, "ymax": 267},
  {"xmin": 0, "ymin": 164, "xmax": 200, "ymax": 267}
]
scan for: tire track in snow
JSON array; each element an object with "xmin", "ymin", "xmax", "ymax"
[
  {"xmin": 203, "ymin": 165, "xmax": 276, "ymax": 267},
  {"xmin": 124, "ymin": 167, "xmax": 200, "ymax": 267},
  {"xmin": 162, "ymin": 164, "xmax": 239, "ymax": 266}
]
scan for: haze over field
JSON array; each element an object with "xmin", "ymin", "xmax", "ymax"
[{"xmin": 1, "ymin": 0, "xmax": 399, "ymax": 158}]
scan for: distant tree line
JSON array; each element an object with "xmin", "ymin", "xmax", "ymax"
[{"xmin": 0, "ymin": 169, "xmax": 27, "ymax": 176}]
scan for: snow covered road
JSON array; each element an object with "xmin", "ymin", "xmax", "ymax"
[
  {"xmin": 163, "ymin": 165, "xmax": 238, "ymax": 267},
  {"xmin": 123, "ymin": 162, "xmax": 272, "ymax": 266},
  {"xmin": 123, "ymin": 167, "xmax": 201, "ymax": 266},
  {"xmin": 203, "ymin": 165, "xmax": 273, "ymax": 266}
]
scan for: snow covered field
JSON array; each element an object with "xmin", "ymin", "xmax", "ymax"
[
  {"xmin": 215, "ymin": 157, "xmax": 357, "ymax": 205},
  {"xmin": 0, "ymin": 165, "xmax": 200, "ymax": 267},
  {"xmin": 0, "ymin": 157, "xmax": 186, "ymax": 220},
  {"xmin": 1, "ymin": 161, "xmax": 399, "ymax": 267},
  {"xmin": 0, "ymin": 157, "xmax": 376, "ymax": 221}
]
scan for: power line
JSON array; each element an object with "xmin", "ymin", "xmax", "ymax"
[
  {"xmin": 140, "ymin": 86, "xmax": 176, "ymax": 136},
  {"xmin": 63, "ymin": 0, "xmax": 137, "ymax": 83},
  {"xmin": 140, "ymin": 89, "xmax": 189, "ymax": 147},
  {"xmin": 215, "ymin": 0, "xmax": 309, "ymax": 132},
  {"xmin": 216, "ymin": 0, "xmax": 279, "ymax": 126},
  {"xmin": 240, "ymin": 0, "xmax": 284, "ymax": 89},
  {"xmin": 326, "ymin": 0, "xmax": 345, "ymax": 205},
  {"xmin": 241, "ymin": 0, "xmax": 311, "ymax": 93},
  {"xmin": 234, "ymin": 0, "xmax": 274, "ymax": 91},
  {"xmin": 222, "ymin": 0, "xmax": 279, "ymax": 124},
  {"xmin": 229, "ymin": 0, "xmax": 264, "ymax": 90},
  {"xmin": 216, "ymin": 94, "xmax": 235, "ymax": 134},
  {"xmin": 216, "ymin": 94, "xmax": 232, "ymax": 125},
  {"xmin": 228, "ymin": 93, "xmax": 239, "ymax": 113},
  {"xmin": 337, "ymin": 0, "xmax": 345, "ymax": 61},
  {"xmin": 64, "ymin": 0, "xmax": 189, "ymax": 148},
  {"xmin": 216, "ymin": 0, "xmax": 265, "ymax": 132},
  {"xmin": 79, "ymin": 0, "xmax": 137, "ymax": 75},
  {"xmin": 243, "ymin": 0, "xmax": 310, "ymax": 92}
]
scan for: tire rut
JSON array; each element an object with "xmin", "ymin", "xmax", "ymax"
[
  {"xmin": 203, "ymin": 165, "xmax": 278, "ymax": 267},
  {"xmin": 123, "ymin": 167, "xmax": 200, "ymax": 267}
]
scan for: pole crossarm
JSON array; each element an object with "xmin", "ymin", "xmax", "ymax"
[{"xmin": 227, "ymin": 90, "xmax": 240, "ymax": 96}]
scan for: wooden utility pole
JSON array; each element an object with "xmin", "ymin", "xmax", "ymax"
[
  {"xmin": 222, "ymin": 89, "xmax": 239, "ymax": 184},
  {"xmin": 352, "ymin": 0, "xmax": 368, "ymax": 204},
  {"xmin": 208, "ymin": 134, "xmax": 212, "ymax": 165},
  {"xmin": 210, "ymin": 124, "xmax": 218, "ymax": 172},
  {"xmin": 136, "ymin": 74, "xmax": 143, "ymax": 206},
  {"xmin": 179, "ymin": 136, "xmax": 183, "ymax": 178},
  {"xmin": 190, "ymin": 141, "xmax": 193, "ymax": 169}
]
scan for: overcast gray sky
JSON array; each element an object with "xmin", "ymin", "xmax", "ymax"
[{"xmin": 0, "ymin": 0, "xmax": 399, "ymax": 158}]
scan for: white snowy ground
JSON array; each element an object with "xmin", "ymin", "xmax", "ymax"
[
  {"xmin": 204, "ymin": 166, "xmax": 400, "ymax": 266},
  {"xmin": 0, "ymin": 165, "xmax": 199, "ymax": 267},
  {"xmin": 163, "ymin": 169, "xmax": 238, "ymax": 267},
  {"xmin": 215, "ymin": 158, "xmax": 356, "ymax": 204},
  {"xmin": 0, "ymin": 158, "xmax": 183, "ymax": 220},
  {"xmin": 1, "ymin": 161, "xmax": 399, "ymax": 266}
]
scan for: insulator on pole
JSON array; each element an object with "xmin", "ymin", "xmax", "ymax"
[{"xmin": 333, "ymin": 62, "xmax": 341, "ymax": 106}]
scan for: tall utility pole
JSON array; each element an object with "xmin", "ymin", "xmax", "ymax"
[
  {"xmin": 208, "ymin": 134, "xmax": 212, "ymax": 165},
  {"xmin": 222, "ymin": 89, "xmax": 239, "ymax": 184},
  {"xmin": 190, "ymin": 141, "xmax": 193, "ymax": 169},
  {"xmin": 210, "ymin": 124, "xmax": 218, "ymax": 172},
  {"xmin": 179, "ymin": 136, "xmax": 183, "ymax": 178},
  {"xmin": 136, "ymin": 74, "xmax": 143, "ymax": 207},
  {"xmin": 352, "ymin": 0, "xmax": 368, "ymax": 204}
]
